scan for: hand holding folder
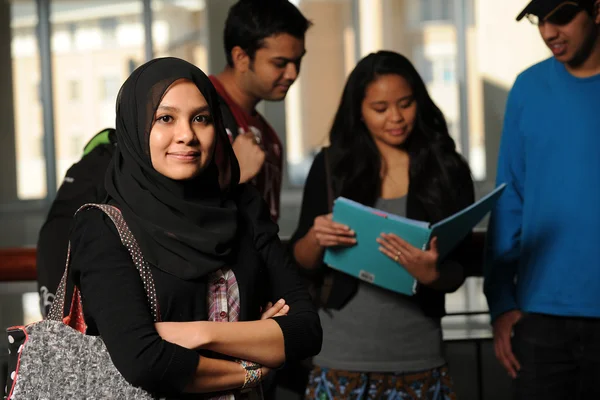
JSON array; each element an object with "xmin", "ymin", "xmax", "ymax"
[
  {"xmin": 312, "ymin": 214, "xmax": 357, "ymax": 248},
  {"xmin": 377, "ymin": 233, "xmax": 440, "ymax": 286},
  {"xmin": 323, "ymin": 184, "xmax": 506, "ymax": 296}
]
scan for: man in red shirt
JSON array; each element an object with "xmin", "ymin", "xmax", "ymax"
[{"xmin": 210, "ymin": 0, "xmax": 311, "ymax": 222}]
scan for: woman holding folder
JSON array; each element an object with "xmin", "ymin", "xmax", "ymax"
[{"xmin": 290, "ymin": 51, "xmax": 474, "ymax": 399}]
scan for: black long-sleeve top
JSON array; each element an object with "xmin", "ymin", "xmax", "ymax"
[
  {"xmin": 69, "ymin": 186, "xmax": 322, "ymax": 397},
  {"xmin": 289, "ymin": 149, "xmax": 475, "ymax": 317}
]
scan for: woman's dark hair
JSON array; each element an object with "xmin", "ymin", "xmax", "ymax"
[
  {"xmin": 224, "ymin": 0, "xmax": 312, "ymax": 67},
  {"xmin": 328, "ymin": 50, "xmax": 472, "ymax": 222}
]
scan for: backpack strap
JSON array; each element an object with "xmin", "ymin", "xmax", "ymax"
[{"xmin": 48, "ymin": 204, "xmax": 160, "ymax": 325}]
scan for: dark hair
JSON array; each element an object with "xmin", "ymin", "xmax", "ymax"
[
  {"xmin": 224, "ymin": 0, "xmax": 312, "ymax": 67},
  {"xmin": 328, "ymin": 50, "xmax": 472, "ymax": 223}
]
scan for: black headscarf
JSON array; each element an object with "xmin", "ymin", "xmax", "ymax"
[{"xmin": 105, "ymin": 57, "xmax": 241, "ymax": 280}]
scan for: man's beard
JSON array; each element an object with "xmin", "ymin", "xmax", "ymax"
[{"xmin": 566, "ymin": 28, "xmax": 599, "ymax": 68}]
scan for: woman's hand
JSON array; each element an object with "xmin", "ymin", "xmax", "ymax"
[
  {"xmin": 260, "ymin": 299, "xmax": 289, "ymax": 319},
  {"xmin": 377, "ymin": 234, "xmax": 440, "ymax": 285},
  {"xmin": 312, "ymin": 213, "xmax": 356, "ymax": 248}
]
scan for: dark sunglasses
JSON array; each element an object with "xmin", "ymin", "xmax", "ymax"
[{"xmin": 526, "ymin": 1, "xmax": 582, "ymax": 26}]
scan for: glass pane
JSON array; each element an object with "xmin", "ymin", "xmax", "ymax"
[
  {"xmin": 0, "ymin": 283, "xmax": 41, "ymax": 331},
  {"xmin": 419, "ymin": 0, "xmax": 454, "ymax": 23},
  {"xmin": 23, "ymin": 291, "xmax": 43, "ymax": 325},
  {"xmin": 472, "ymin": 0, "xmax": 550, "ymax": 189},
  {"xmin": 151, "ymin": 0, "xmax": 208, "ymax": 70},
  {"xmin": 50, "ymin": 1, "xmax": 146, "ymax": 186},
  {"xmin": 11, "ymin": 1, "xmax": 46, "ymax": 200},
  {"xmin": 285, "ymin": 0, "xmax": 356, "ymax": 187},
  {"xmin": 277, "ymin": 0, "xmax": 356, "ymax": 238},
  {"xmin": 381, "ymin": 0, "xmax": 484, "ymax": 183}
]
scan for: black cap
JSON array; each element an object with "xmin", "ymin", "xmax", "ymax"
[{"xmin": 516, "ymin": 0, "xmax": 581, "ymax": 21}]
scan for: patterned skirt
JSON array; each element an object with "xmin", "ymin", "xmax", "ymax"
[{"xmin": 304, "ymin": 365, "xmax": 456, "ymax": 400}]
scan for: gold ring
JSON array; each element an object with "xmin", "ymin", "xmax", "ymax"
[{"xmin": 394, "ymin": 251, "xmax": 401, "ymax": 262}]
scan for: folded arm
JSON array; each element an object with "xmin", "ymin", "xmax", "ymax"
[
  {"xmin": 154, "ymin": 186, "xmax": 322, "ymax": 368},
  {"xmin": 71, "ymin": 210, "xmax": 256, "ymax": 395}
]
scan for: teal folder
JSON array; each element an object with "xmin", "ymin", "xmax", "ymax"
[{"xmin": 323, "ymin": 184, "xmax": 506, "ymax": 296}]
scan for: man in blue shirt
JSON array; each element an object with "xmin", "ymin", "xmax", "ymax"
[{"xmin": 484, "ymin": 0, "xmax": 600, "ymax": 398}]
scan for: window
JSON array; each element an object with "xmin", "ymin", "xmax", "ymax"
[
  {"xmin": 467, "ymin": 0, "xmax": 550, "ymax": 183},
  {"xmin": 413, "ymin": 47, "xmax": 434, "ymax": 83},
  {"xmin": 447, "ymin": 121, "xmax": 457, "ymax": 141},
  {"xmin": 68, "ymin": 22, "xmax": 77, "ymax": 45},
  {"xmin": 99, "ymin": 17, "xmax": 118, "ymax": 45},
  {"xmin": 68, "ymin": 22, "xmax": 77, "ymax": 37},
  {"xmin": 128, "ymin": 58, "xmax": 138, "ymax": 74},
  {"xmin": 12, "ymin": 2, "xmax": 45, "ymax": 200},
  {"xmin": 273, "ymin": 0, "xmax": 356, "ymax": 237},
  {"xmin": 68, "ymin": 80, "xmax": 80, "ymax": 101},
  {"xmin": 440, "ymin": 0, "xmax": 453, "ymax": 21},
  {"xmin": 443, "ymin": 61, "xmax": 455, "ymax": 83},
  {"xmin": 151, "ymin": 0, "xmax": 208, "ymax": 69},
  {"xmin": 15, "ymin": 134, "xmax": 45, "ymax": 199},
  {"xmin": 284, "ymin": 0, "xmax": 356, "ymax": 186},
  {"xmin": 34, "ymin": 82, "xmax": 41, "ymax": 102},
  {"xmin": 35, "ymin": 136, "xmax": 44, "ymax": 159},
  {"xmin": 50, "ymin": 1, "xmax": 144, "ymax": 185},
  {"xmin": 432, "ymin": 57, "xmax": 456, "ymax": 84},
  {"xmin": 70, "ymin": 135, "xmax": 84, "ymax": 156},
  {"xmin": 100, "ymin": 76, "xmax": 120, "ymax": 103},
  {"xmin": 420, "ymin": 0, "xmax": 454, "ymax": 22}
]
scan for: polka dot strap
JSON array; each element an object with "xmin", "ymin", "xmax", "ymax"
[{"xmin": 48, "ymin": 204, "xmax": 161, "ymax": 323}]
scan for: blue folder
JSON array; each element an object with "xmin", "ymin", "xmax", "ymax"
[{"xmin": 323, "ymin": 184, "xmax": 506, "ymax": 296}]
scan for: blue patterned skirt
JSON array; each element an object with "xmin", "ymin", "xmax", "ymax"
[{"xmin": 304, "ymin": 365, "xmax": 457, "ymax": 400}]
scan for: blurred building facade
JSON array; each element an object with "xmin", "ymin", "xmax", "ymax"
[{"xmin": 6, "ymin": 0, "xmax": 549, "ymax": 237}]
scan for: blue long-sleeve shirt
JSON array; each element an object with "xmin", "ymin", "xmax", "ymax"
[{"xmin": 484, "ymin": 57, "xmax": 600, "ymax": 322}]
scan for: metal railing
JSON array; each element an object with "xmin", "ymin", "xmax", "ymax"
[{"xmin": 0, "ymin": 247, "xmax": 36, "ymax": 282}]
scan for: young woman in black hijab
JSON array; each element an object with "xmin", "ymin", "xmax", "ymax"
[{"xmin": 68, "ymin": 57, "xmax": 322, "ymax": 398}]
